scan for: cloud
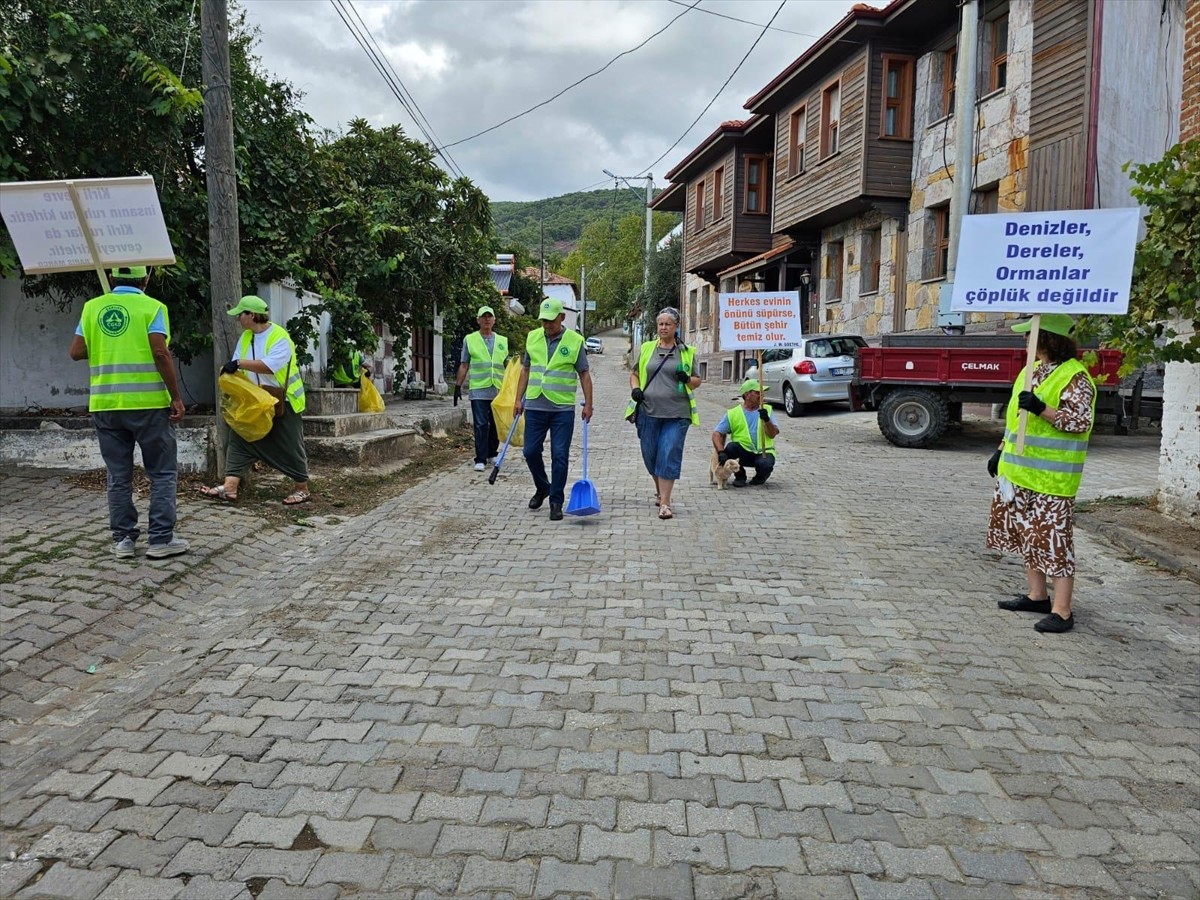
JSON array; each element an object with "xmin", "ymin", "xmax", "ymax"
[{"xmin": 240, "ymin": 0, "xmax": 855, "ymax": 200}]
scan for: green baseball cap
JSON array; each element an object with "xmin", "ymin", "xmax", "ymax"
[
  {"xmin": 111, "ymin": 265, "xmax": 148, "ymax": 280},
  {"xmin": 1011, "ymin": 313, "xmax": 1075, "ymax": 337},
  {"xmin": 739, "ymin": 379, "xmax": 762, "ymax": 395},
  {"xmin": 476, "ymin": 305, "xmax": 495, "ymax": 317},
  {"xmin": 227, "ymin": 295, "xmax": 269, "ymax": 316},
  {"xmin": 538, "ymin": 298, "xmax": 564, "ymax": 320}
]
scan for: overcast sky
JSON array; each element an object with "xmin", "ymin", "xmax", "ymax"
[{"xmin": 239, "ymin": 0, "xmax": 862, "ymax": 202}]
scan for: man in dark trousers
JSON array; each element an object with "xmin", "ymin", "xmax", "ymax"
[
  {"xmin": 69, "ymin": 266, "xmax": 188, "ymax": 558},
  {"xmin": 712, "ymin": 379, "xmax": 780, "ymax": 486},
  {"xmin": 454, "ymin": 305, "xmax": 508, "ymax": 472}
]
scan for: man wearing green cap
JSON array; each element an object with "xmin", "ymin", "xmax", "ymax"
[
  {"xmin": 711, "ymin": 379, "xmax": 780, "ymax": 486},
  {"xmin": 454, "ymin": 305, "xmax": 508, "ymax": 471},
  {"xmin": 69, "ymin": 265, "xmax": 188, "ymax": 559},
  {"xmin": 513, "ymin": 298, "xmax": 593, "ymax": 520},
  {"xmin": 198, "ymin": 296, "xmax": 311, "ymax": 506}
]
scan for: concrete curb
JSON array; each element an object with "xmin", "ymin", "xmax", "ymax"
[{"xmin": 1077, "ymin": 518, "xmax": 1200, "ymax": 585}]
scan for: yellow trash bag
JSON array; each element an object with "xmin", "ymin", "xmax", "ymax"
[
  {"xmin": 359, "ymin": 374, "xmax": 385, "ymax": 413},
  {"xmin": 490, "ymin": 357, "xmax": 525, "ymax": 448},
  {"xmin": 218, "ymin": 373, "xmax": 276, "ymax": 443}
]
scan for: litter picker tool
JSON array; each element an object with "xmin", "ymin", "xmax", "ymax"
[
  {"xmin": 488, "ymin": 410, "xmax": 522, "ymax": 485},
  {"xmin": 565, "ymin": 417, "xmax": 600, "ymax": 517}
]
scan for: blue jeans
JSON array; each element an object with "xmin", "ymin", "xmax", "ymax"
[
  {"xmin": 470, "ymin": 399, "xmax": 499, "ymax": 464},
  {"xmin": 522, "ymin": 408, "xmax": 575, "ymax": 504},
  {"xmin": 92, "ymin": 408, "xmax": 178, "ymax": 543},
  {"xmin": 637, "ymin": 415, "xmax": 689, "ymax": 481}
]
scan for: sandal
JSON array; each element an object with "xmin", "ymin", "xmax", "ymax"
[
  {"xmin": 658, "ymin": 504, "xmax": 673, "ymax": 520},
  {"xmin": 283, "ymin": 490, "xmax": 311, "ymax": 506},
  {"xmin": 198, "ymin": 485, "xmax": 237, "ymax": 502},
  {"xmin": 654, "ymin": 494, "xmax": 661, "ymax": 507}
]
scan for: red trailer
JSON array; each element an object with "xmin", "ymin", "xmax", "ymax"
[{"xmin": 851, "ymin": 334, "xmax": 1123, "ymax": 448}]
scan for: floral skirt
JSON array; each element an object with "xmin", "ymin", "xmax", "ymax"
[{"xmin": 986, "ymin": 484, "xmax": 1077, "ymax": 578}]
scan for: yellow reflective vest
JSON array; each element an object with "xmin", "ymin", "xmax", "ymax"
[
  {"xmin": 80, "ymin": 290, "xmax": 171, "ymax": 412},
  {"xmin": 622, "ymin": 340, "xmax": 699, "ymax": 425},
  {"xmin": 525, "ymin": 329, "xmax": 583, "ymax": 406},
  {"xmin": 728, "ymin": 404, "xmax": 776, "ymax": 457},
  {"xmin": 465, "ymin": 331, "xmax": 508, "ymax": 391},
  {"xmin": 236, "ymin": 324, "xmax": 306, "ymax": 414},
  {"xmin": 998, "ymin": 358, "xmax": 1093, "ymax": 498}
]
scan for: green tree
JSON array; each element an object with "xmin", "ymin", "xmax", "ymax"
[
  {"xmin": 560, "ymin": 211, "xmax": 677, "ymax": 324},
  {"xmin": 1081, "ymin": 140, "xmax": 1199, "ymax": 374}
]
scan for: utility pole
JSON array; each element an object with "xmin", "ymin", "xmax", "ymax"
[
  {"xmin": 540, "ymin": 218, "xmax": 546, "ymax": 284},
  {"xmin": 941, "ymin": 0, "xmax": 979, "ymax": 329},
  {"xmin": 603, "ymin": 169, "xmax": 654, "ymax": 326},
  {"xmin": 580, "ymin": 265, "xmax": 587, "ymax": 336},
  {"xmin": 201, "ymin": 0, "xmax": 242, "ymax": 475}
]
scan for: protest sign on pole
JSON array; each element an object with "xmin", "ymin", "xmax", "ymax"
[
  {"xmin": 717, "ymin": 290, "xmax": 803, "ymax": 398},
  {"xmin": 951, "ymin": 207, "xmax": 1139, "ymax": 451},
  {"xmin": 1, "ymin": 176, "xmax": 176, "ymax": 293}
]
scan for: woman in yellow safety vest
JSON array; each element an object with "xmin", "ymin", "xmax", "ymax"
[
  {"xmin": 986, "ymin": 313, "xmax": 1096, "ymax": 634},
  {"xmin": 625, "ymin": 307, "xmax": 700, "ymax": 520}
]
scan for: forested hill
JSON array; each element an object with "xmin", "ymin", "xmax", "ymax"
[{"xmin": 491, "ymin": 188, "xmax": 665, "ymax": 255}]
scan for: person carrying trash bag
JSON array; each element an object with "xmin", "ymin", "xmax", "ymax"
[
  {"xmin": 712, "ymin": 379, "xmax": 779, "ymax": 486},
  {"xmin": 330, "ymin": 345, "xmax": 368, "ymax": 388},
  {"xmin": 198, "ymin": 295, "xmax": 312, "ymax": 506},
  {"xmin": 454, "ymin": 305, "xmax": 507, "ymax": 471},
  {"xmin": 513, "ymin": 298, "xmax": 594, "ymax": 521}
]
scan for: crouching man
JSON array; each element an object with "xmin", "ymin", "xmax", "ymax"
[{"xmin": 712, "ymin": 379, "xmax": 779, "ymax": 486}]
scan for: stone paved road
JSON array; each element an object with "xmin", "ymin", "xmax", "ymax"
[{"xmin": 2, "ymin": 335, "xmax": 1197, "ymax": 899}]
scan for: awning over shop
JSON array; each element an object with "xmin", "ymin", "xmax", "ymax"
[{"xmin": 718, "ymin": 239, "xmax": 796, "ymax": 281}]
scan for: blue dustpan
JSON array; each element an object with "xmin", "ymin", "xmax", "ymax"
[{"xmin": 565, "ymin": 418, "xmax": 600, "ymax": 516}]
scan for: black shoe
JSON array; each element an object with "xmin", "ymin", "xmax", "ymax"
[
  {"xmin": 749, "ymin": 475, "xmax": 769, "ymax": 485},
  {"xmin": 998, "ymin": 595, "xmax": 1052, "ymax": 613},
  {"xmin": 549, "ymin": 502, "xmax": 563, "ymax": 521},
  {"xmin": 732, "ymin": 474, "xmax": 747, "ymax": 488},
  {"xmin": 1034, "ymin": 612, "xmax": 1074, "ymax": 633},
  {"xmin": 529, "ymin": 490, "xmax": 549, "ymax": 509}
]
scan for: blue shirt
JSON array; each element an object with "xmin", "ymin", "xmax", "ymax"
[
  {"xmin": 76, "ymin": 286, "xmax": 167, "ymax": 336},
  {"xmin": 715, "ymin": 406, "xmax": 778, "ymax": 449}
]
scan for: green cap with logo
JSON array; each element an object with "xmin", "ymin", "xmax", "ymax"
[
  {"xmin": 538, "ymin": 298, "xmax": 564, "ymax": 320},
  {"xmin": 1011, "ymin": 313, "xmax": 1075, "ymax": 337},
  {"xmin": 227, "ymin": 295, "xmax": 269, "ymax": 317},
  {"xmin": 110, "ymin": 265, "xmax": 148, "ymax": 280},
  {"xmin": 739, "ymin": 379, "xmax": 762, "ymax": 395}
]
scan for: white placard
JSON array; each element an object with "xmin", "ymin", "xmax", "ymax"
[
  {"xmin": 0, "ymin": 176, "xmax": 176, "ymax": 273},
  {"xmin": 950, "ymin": 207, "xmax": 1138, "ymax": 315},
  {"xmin": 718, "ymin": 291, "xmax": 802, "ymax": 349}
]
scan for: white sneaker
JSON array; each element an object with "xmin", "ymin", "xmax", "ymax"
[
  {"xmin": 473, "ymin": 462, "xmax": 485, "ymax": 471},
  {"xmin": 113, "ymin": 537, "xmax": 135, "ymax": 558},
  {"xmin": 487, "ymin": 457, "xmax": 497, "ymax": 466},
  {"xmin": 146, "ymin": 538, "xmax": 189, "ymax": 559}
]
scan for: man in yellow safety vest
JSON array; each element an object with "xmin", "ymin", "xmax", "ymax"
[
  {"xmin": 711, "ymin": 379, "xmax": 780, "ymax": 486},
  {"xmin": 454, "ymin": 305, "xmax": 508, "ymax": 471},
  {"xmin": 68, "ymin": 265, "xmax": 188, "ymax": 559},
  {"xmin": 514, "ymin": 298, "xmax": 594, "ymax": 520}
]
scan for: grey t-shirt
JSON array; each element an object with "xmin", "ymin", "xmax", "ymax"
[
  {"xmin": 522, "ymin": 334, "xmax": 589, "ymax": 411},
  {"xmin": 640, "ymin": 344, "xmax": 692, "ymax": 420},
  {"xmin": 460, "ymin": 333, "xmax": 499, "ymax": 401}
]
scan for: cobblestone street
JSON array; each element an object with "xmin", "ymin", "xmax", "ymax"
[{"xmin": 1, "ymin": 337, "xmax": 1197, "ymax": 899}]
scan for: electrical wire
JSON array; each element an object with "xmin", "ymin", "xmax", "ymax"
[
  {"xmin": 330, "ymin": 0, "xmax": 466, "ymax": 178},
  {"xmin": 341, "ymin": 0, "xmax": 465, "ymax": 179},
  {"xmin": 438, "ymin": 0, "xmax": 703, "ymax": 151},
  {"xmin": 635, "ymin": 0, "xmax": 787, "ymax": 177},
  {"xmin": 662, "ymin": 0, "xmax": 858, "ymax": 43}
]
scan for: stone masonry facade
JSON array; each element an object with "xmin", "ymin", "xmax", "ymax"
[{"xmin": 1185, "ymin": 0, "xmax": 1200, "ymax": 142}]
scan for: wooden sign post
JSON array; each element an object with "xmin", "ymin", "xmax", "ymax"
[{"xmin": 1014, "ymin": 313, "xmax": 1041, "ymax": 454}]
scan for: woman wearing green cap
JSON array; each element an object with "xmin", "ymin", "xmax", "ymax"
[
  {"xmin": 986, "ymin": 313, "xmax": 1096, "ymax": 634},
  {"xmin": 199, "ymin": 296, "xmax": 311, "ymax": 505}
]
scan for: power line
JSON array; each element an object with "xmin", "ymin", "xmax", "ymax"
[
  {"xmin": 438, "ymin": 0, "xmax": 703, "ymax": 152},
  {"xmin": 329, "ymin": 0, "xmax": 465, "ymax": 179},
  {"xmin": 636, "ymin": 0, "xmax": 788, "ymax": 177},
  {"xmin": 663, "ymin": 0, "xmax": 822, "ymax": 37}
]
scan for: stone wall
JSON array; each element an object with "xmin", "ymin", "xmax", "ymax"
[
  {"xmin": 1183, "ymin": 0, "xmax": 1200, "ymax": 142},
  {"xmin": 818, "ymin": 209, "xmax": 903, "ymax": 337}
]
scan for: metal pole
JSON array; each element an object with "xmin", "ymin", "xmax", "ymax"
[
  {"xmin": 643, "ymin": 175, "xmax": 653, "ymax": 315},
  {"xmin": 945, "ymin": 0, "xmax": 979, "ymax": 283},
  {"xmin": 580, "ymin": 265, "xmax": 587, "ymax": 336}
]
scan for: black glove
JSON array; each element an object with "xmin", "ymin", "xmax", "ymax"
[
  {"xmin": 987, "ymin": 448, "xmax": 1002, "ymax": 478},
  {"xmin": 675, "ymin": 369, "xmax": 691, "ymax": 384},
  {"xmin": 631, "ymin": 387, "xmax": 644, "ymax": 402},
  {"xmin": 1017, "ymin": 391, "xmax": 1046, "ymax": 415},
  {"xmin": 221, "ymin": 359, "xmax": 239, "ymax": 375},
  {"xmin": 453, "ymin": 384, "xmax": 461, "ymax": 406},
  {"xmin": 758, "ymin": 407, "xmax": 770, "ymax": 422}
]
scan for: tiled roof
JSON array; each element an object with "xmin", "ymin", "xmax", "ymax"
[{"xmin": 664, "ymin": 114, "xmax": 766, "ymax": 182}]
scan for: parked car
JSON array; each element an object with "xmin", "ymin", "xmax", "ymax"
[
  {"xmin": 584, "ymin": 336, "xmax": 604, "ymax": 355},
  {"xmin": 750, "ymin": 335, "xmax": 868, "ymax": 417}
]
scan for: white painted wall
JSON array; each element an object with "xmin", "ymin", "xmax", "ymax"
[
  {"xmin": 1096, "ymin": 0, "xmax": 1184, "ymax": 214},
  {"xmin": 0, "ymin": 276, "xmax": 214, "ymax": 413},
  {"xmin": 542, "ymin": 284, "xmax": 580, "ymax": 332}
]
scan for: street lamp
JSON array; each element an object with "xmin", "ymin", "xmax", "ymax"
[{"xmin": 602, "ymin": 169, "xmax": 654, "ymax": 320}]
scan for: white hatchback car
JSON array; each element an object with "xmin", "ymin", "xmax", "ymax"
[
  {"xmin": 754, "ymin": 335, "xmax": 867, "ymax": 417},
  {"xmin": 584, "ymin": 337, "xmax": 604, "ymax": 355}
]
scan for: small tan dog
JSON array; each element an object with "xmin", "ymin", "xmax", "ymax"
[{"xmin": 709, "ymin": 450, "xmax": 742, "ymax": 489}]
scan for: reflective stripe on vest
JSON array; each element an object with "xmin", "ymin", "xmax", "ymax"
[
  {"xmin": 525, "ymin": 329, "xmax": 583, "ymax": 405},
  {"xmin": 237, "ymin": 323, "xmax": 306, "ymax": 414},
  {"xmin": 330, "ymin": 350, "xmax": 360, "ymax": 387},
  {"xmin": 80, "ymin": 292, "xmax": 171, "ymax": 412},
  {"xmin": 997, "ymin": 358, "xmax": 1093, "ymax": 498},
  {"xmin": 728, "ymin": 404, "xmax": 775, "ymax": 456},
  {"xmin": 465, "ymin": 331, "xmax": 508, "ymax": 390},
  {"xmin": 622, "ymin": 340, "xmax": 700, "ymax": 426}
]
